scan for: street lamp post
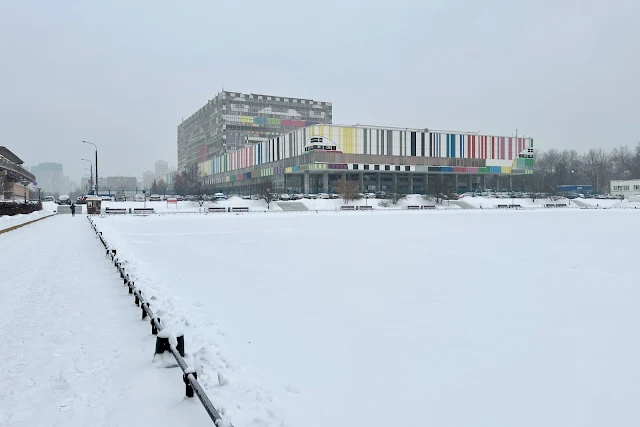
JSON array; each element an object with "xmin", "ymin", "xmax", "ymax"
[
  {"xmin": 81, "ymin": 158, "xmax": 93, "ymax": 193},
  {"xmin": 82, "ymin": 141, "xmax": 98, "ymax": 195}
]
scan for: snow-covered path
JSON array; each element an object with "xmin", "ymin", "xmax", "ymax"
[{"xmin": 0, "ymin": 216, "xmax": 211, "ymax": 427}]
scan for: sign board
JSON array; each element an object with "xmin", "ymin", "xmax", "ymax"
[
  {"xmin": 166, "ymin": 198, "xmax": 178, "ymax": 209},
  {"xmin": 32, "ymin": 181, "xmax": 38, "ymax": 186}
]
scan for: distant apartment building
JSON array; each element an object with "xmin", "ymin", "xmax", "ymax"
[
  {"xmin": 105, "ymin": 176, "xmax": 138, "ymax": 193},
  {"xmin": 177, "ymin": 90, "xmax": 332, "ymax": 170},
  {"xmin": 142, "ymin": 170, "xmax": 156, "ymax": 189},
  {"xmin": 30, "ymin": 162, "xmax": 64, "ymax": 194},
  {"xmin": 155, "ymin": 160, "xmax": 168, "ymax": 177}
]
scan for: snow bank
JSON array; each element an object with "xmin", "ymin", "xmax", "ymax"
[
  {"xmin": 93, "ymin": 210, "xmax": 640, "ymax": 427},
  {"xmin": 0, "ymin": 209, "xmax": 53, "ymax": 231}
]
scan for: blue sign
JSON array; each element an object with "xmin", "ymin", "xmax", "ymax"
[{"xmin": 32, "ymin": 181, "xmax": 38, "ymax": 186}]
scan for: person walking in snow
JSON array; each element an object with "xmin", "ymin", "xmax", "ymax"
[{"xmin": 70, "ymin": 203, "xmax": 76, "ymax": 217}]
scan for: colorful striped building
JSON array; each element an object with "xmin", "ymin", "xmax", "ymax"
[{"xmin": 193, "ymin": 124, "xmax": 534, "ymax": 195}]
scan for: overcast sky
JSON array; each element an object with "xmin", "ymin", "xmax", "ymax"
[{"xmin": 1, "ymin": 0, "xmax": 639, "ymax": 183}]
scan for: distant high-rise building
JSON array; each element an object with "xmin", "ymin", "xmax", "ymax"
[
  {"xmin": 155, "ymin": 160, "xmax": 168, "ymax": 177},
  {"xmin": 30, "ymin": 162, "xmax": 64, "ymax": 194},
  {"xmin": 177, "ymin": 90, "xmax": 332, "ymax": 170},
  {"xmin": 106, "ymin": 176, "xmax": 138, "ymax": 193},
  {"xmin": 142, "ymin": 170, "xmax": 156, "ymax": 189}
]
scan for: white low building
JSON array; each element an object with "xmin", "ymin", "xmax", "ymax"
[{"xmin": 611, "ymin": 179, "xmax": 640, "ymax": 199}]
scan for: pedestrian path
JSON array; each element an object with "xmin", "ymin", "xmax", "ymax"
[{"xmin": 0, "ymin": 216, "xmax": 211, "ymax": 427}]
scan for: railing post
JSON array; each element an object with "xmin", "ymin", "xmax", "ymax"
[
  {"xmin": 184, "ymin": 369, "xmax": 197, "ymax": 398},
  {"xmin": 176, "ymin": 334, "xmax": 185, "ymax": 357}
]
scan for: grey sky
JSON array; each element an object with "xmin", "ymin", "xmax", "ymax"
[{"xmin": 1, "ymin": 0, "xmax": 639, "ymax": 184}]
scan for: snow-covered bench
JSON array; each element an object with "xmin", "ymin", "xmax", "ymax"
[
  {"xmin": 422, "ymin": 205, "xmax": 436, "ymax": 210},
  {"xmin": 105, "ymin": 208, "xmax": 127, "ymax": 215},
  {"xmin": 340, "ymin": 206, "xmax": 356, "ymax": 211},
  {"xmin": 133, "ymin": 208, "xmax": 154, "ymax": 215},
  {"xmin": 357, "ymin": 205, "xmax": 373, "ymax": 210},
  {"xmin": 406, "ymin": 205, "xmax": 420, "ymax": 210},
  {"xmin": 208, "ymin": 207, "xmax": 227, "ymax": 213},
  {"xmin": 229, "ymin": 207, "xmax": 249, "ymax": 213}
]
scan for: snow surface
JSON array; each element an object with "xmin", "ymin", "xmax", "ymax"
[
  {"xmin": 92, "ymin": 210, "xmax": 640, "ymax": 427},
  {"xmin": 0, "ymin": 202, "xmax": 58, "ymax": 231},
  {"xmin": 0, "ymin": 216, "xmax": 212, "ymax": 426}
]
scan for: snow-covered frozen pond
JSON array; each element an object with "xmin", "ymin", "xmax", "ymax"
[{"xmin": 93, "ymin": 210, "xmax": 640, "ymax": 427}]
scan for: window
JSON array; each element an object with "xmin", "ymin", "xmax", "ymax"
[
  {"xmin": 353, "ymin": 164, "xmax": 359, "ymax": 170},
  {"xmin": 385, "ymin": 165, "xmax": 390, "ymax": 171},
  {"xmin": 374, "ymin": 165, "xmax": 380, "ymax": 170},
  {"xmin": 364, "ymin": 164, "xmax": 369, "ymax": 170},
  {"xmin": 395, "ymin": 166, "xmax": 401, "ymax": 171},
  {"xmin": 405, "ymin": 166, "xmax": 411, "ymax": 171}
]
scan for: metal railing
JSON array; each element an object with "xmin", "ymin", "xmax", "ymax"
[
  {"xmin": 0, "ymin": 156, "xmax": 36, "ymax": 182},
  {"xmin": 87, "ymin": 216, "xmax": 233, "ymax": 426}
]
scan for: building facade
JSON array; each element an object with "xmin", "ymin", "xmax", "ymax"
[
  {"xmin": 155, "ymin": 160, "xmax": 168, "ymax": 177},
  {"xmin": 611, "ymin": 179, "xmax": 640, "ymax": 199},
  {"xmin": 0, "ymin": 147, "xmax": 36, "ymax": 201},
  {"xmin": 105, "ymin": 176, "xmax": 138, "ymax": 193},
  {"xmin": 177, "ymin": 91, "xmax": 332, "ymax": 170},
  {"xmin": 196, "ymin": 124, "xmax": 534, "ymax": 195},
  {"xmin": 30, "ymin": 162, "xmax": 64, "ymax": 194}
]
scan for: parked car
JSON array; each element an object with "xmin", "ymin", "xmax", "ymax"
[
  {"xmin": 279, "ymin": 194, "xmax": 291, "ymax": 201},
  {"xmin": 149, "ymin": 194, "xmax": 161, "ymax": 201},
  {"xmin": 213, "ymin": 193, "xmax": 227, "ymax": 200},
  {"xmin": 365, "ymin": 192, "xmax": 376, "ymax": 199},
  {"xmin": 303, "ymin": 194, "xmax": 317, "ymax": 199},
  {"xmin": 134, "ymin": 194, "xmax": 145, "ymax": 202},
  {"xmin": 375, "ymin": 191, "xmax": 387, "ymax": 199},
  {"xmin": 330, "ymin": 193, "xmax": 340, "ymax": 199},
  {"xmin": 58, "ymin": 195, "xmax": 71, "ymax": 205},
  {"xmin": 318, "ymin": 193, "xmax": 330, "ymax": 199},
  {"xmin": 43, "ymin": 196, "xmax": 56, "ymax": 202},
  {"xmin": 175, "ymin": 195, "xmax": 184, "ymax": 201},
  {"xmin": 100, "ymin": 195, "xmax": 113, "ymax": 201}
]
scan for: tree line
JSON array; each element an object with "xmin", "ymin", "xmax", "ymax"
[{"xmin": 529, "ymin": 142, "xmax": 640, "ymax": 194}]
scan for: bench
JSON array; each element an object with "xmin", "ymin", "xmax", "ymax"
[
  {"xmin": 208, "ymin": 207, "xmax": 227, "ymax": 213},
  {"xmin": 340, "ymin": 205, "xmax": 356, "ymax": 211},
  {"xmin": 508, "ymin": 205, "xmax": 522, "ymax": 209},
  {"xmin": 545, "ymin": 204, "xmax": 555, "ymax": 208},
  {"xmin": 357, "ymin": 205, "xmax": 373, "ymax": 210},
  {"xmin": 105, "ymin": 208, "xmax": 127, "ymax": 215},
  {"xmin": 555, "ymin": 204, "xmax": 567, "ymax": 207},
  {"xmin": 421, "ymin": 206, "xmax": 436, "ymax": 210},
  {"xmin": 497, "ymin": 205, "xmax": 509, "ymax": 209},
  {"xmin": 406, "ymin": 205, "xmax": 421, "ymax": 210},
  {"xmin": 229, "ymin": 207, "xmax": 249, "ymax": 213},
  {"xmin": 133, "ymin": 208, "xmax": 154, "ymax": 215}
]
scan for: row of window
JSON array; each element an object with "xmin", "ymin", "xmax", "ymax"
[{"xmin": 352, "ymin": 164, "xmax": 412, "ymax": 171}]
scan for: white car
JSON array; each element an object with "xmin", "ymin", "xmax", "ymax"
[
  {"xmin": 365, "ymin": 192, "xmax": 376, "ymax": 199},
  {"xmin": 100, "ymin": 195, "xmax": 112, "ymax": 201},
  {"xmin": 134, "ymin": 194, "xmax": 145, "ymax": 202},
  {"xmin": 149, "ymin": 194, "xmax": 161, "ymax": 201},
  {"xmin": 214, "ymin": 193, "xmax": 227, "ymax": 200},
  {"xmin": 319, "ymin": 193, "xmax": 331, "ymax": 199},
  {"xmin": 43, "ymin": 196, "xmax": 56, "ymax": 202},
  {"xmin": 280, "ymin": 194, "xmax": 291, "ymax": 201}
]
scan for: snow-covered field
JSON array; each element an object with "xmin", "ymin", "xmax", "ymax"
[
  {"xmin": 92, "ymin": 210, "xmax": 640, "ymax": 427},
  {"xmin": 0, "ymin": 216, "xmax": 212, "ymax": 427}
]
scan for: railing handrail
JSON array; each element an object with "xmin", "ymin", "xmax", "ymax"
[{"xmin": 87, "ymin": 216, "xmax": 232, "ymax": 426}]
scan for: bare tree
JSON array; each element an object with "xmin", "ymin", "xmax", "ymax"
[
  {"xmin": 256, "ymin": 180, "xmax": 275, "ymax": 209},
  {"xmin": 336, "ymin": 178, "xmax": 359, "ymax": 204}
]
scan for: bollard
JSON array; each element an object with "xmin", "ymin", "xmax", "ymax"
[
  {"xmin": 176, "ymin": 334, "xmax": 185, "ymax": 357},
  {"xmin": 154, "ymin": 335, "xmax": 171, "ymax": 355},
  {"xmin": 184, "ymin": 370, "xmax": 197, "ymax": 398},
  {"xmin": 142, "ymin": 302, "xmax": 148, "ymax": 319},
  {"xmin": 135, "ymin": 291, "xmax": 141, "ymax": 307},
  {"xmin": 134, "ymin": 291, "xmax": 139, "ymax": 306},
  {"xmin": 128, "ymin": 282, "xmax": 133, "ymax": 294},
  {"xmin": 151, "ymin": 316, "xmax": 159, "ymax": 335}
]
